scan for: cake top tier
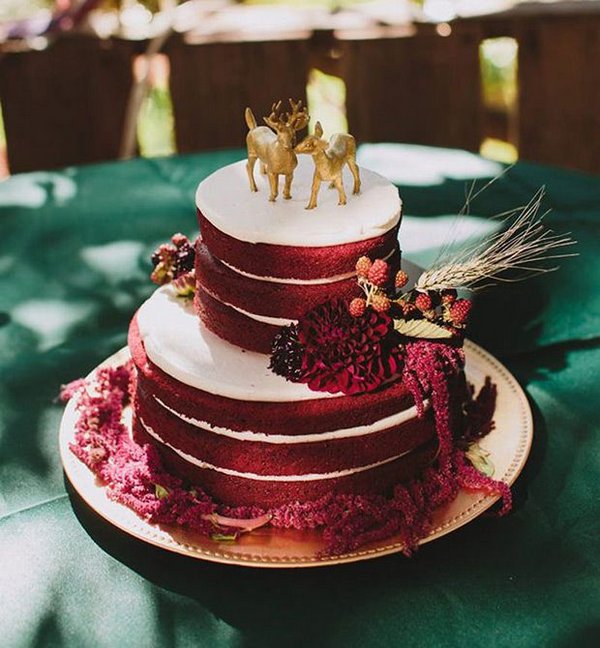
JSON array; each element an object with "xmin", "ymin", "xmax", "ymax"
[{"xmin": 195, "ymin": 157, "xmax": 401, "ymax": 247}]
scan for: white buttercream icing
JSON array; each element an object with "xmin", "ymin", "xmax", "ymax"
[
  {"xmin": 141, "ymin": 418, "xmax": 414, "ymax": 481},
  {"xmin": 155, "ymin": 395, "xmax": 429, "ymax": 443},
  {"xmin": 219, "ymin": 247, "xmax": 396, "ymax": 285},
  {"xmin": 218, "ymin": 297, "xmax": 297, "ymax": 327},
  {"xmin": 195, "ymin": 157, "xmax": 401, "ymax": 247},
  {"xmin": 136, "ymin": 287, "xmax": 340, "ymax": 402}
]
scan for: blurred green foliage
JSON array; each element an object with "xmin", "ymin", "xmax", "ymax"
[
  {"xmin": 137, "ymin": 85, "xmax": 176, "ymax": 158},
  {"xmin": 480, "ymin": 37, "xmax": 518, "ymax": 111}
]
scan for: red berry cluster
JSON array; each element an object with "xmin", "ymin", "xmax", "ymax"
[
  {"xmin": 368, "ymin": 259, "xmax": 390, "ymax": 287},
  {"xmin": 349, "ymin": 254, "xmax": 472, "ymax": 335},
  {"xmin": 413, "ymin": 288, "xmax": 472, "ymax": 330},
  {"xmin": 395, "ymin": 270, "xmax": 409, "ymax": 288},
  {"xmin": 352, "ymin": 256, "xmax": 402, "ymax": 315},
  {"xmin": 151, "ymin": 233, "xmax": 196, "ymax": 286},
  {"xmin": 449, "ymin": 298, "xmax": 472, "ymax": 325},
  {"xmin": 355, "ymin": 256, "xmax": 372, "ymax": 279},
  {"xmin": 415, "ymin": 293, "xmax": 433, "ymax": 312},
  {"xmin": 349, "ymin": 297, "xmax": 366, "ymax": 317},
  {"xmin": 411, "ymin": 287, "xmax": 472, "ymax": 328}
]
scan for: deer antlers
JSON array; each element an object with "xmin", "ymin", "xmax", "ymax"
[{"xmin": 264, "ymin": 98, "xmax": 309, "ymax": 133}]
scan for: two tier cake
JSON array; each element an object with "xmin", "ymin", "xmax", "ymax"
[
  {"xmin": 129, "ymin": 158, "xmax": 439, "ymax": 508},
  {"xmin": 63, "ymin": 127, "xmax": 518, "ymax": 555}
]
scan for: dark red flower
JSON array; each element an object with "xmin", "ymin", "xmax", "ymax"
[
  {"xmin": 297, "ymin": 300, "xmax": 402, "ymax": 395},
  {"xmin": 270, "ymin": 324, "xmax": 304, "ymax": 381}
]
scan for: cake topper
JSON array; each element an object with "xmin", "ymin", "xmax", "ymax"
[
  {"xmin": 245, "ymin": 98, "xmax": 309, "ymax": 202},
  {"xmin": 295, "ymin": 122, "xmax": 361, "ymax": 210}
]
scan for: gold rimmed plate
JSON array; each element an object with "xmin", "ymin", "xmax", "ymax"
[{"xmin": 60, "ymin": 341, "xmax": 533, "ymax": 568}]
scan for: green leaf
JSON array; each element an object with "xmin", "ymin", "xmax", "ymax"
[
  {"xmin": 154, "ymin": 484, "xmax": 170, "ymax": 499},
  {"xmin": 175, "ymin": 284, "xmax": 195, "ymax": 299},
  {"xmin": 466, "ymin": 443, "xmax": 495, "ymax": 477},
  {"xmin": 393, "ymin": 318, "xmax": 453, "ymax": 339},
  {"xmin": 211, "ymin": 533, "xmax": 238, "ymax": 543}
]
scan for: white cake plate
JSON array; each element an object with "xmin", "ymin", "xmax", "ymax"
[{"xmin": 59, "ymin": 341, "xmax": 533, "ymax": 568}]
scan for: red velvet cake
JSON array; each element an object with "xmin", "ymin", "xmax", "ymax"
[
  {"xmin": 64, "ymin": 145, "xmax": 517, "ymax": 554},
  {"xmin": 128, "ymin": 158, "xmax": 445, "ymax": 508}
]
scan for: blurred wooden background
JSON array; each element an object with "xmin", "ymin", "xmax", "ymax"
[{"xmin": 0, "ymin": 2, "xmax": 599, "ymax": 175}]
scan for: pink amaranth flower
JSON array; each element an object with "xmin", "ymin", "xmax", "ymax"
[
  {"xmin": 297, "ymin": 299, "xmax": 402, "ymax": 395},
  {"xmin": 59, "ymin": 378, "xmax": 86, "ymax": 402}
]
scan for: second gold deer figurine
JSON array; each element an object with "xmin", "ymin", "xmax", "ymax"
[
  {"xmin": 245, "ymin": 99, "xmax": 309, "ymax": 202},
  {"xmin": 295, "ymin": 122, "xmax": 361, "ymax": 210}
]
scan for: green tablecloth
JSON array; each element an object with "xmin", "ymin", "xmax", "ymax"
[{"xmin": 1, "ymin": 146, "xmax": 598, "ymax": 647}]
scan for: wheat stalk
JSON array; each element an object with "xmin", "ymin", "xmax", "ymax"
[{"xmin": 416, "ymin": 188, "xmax": 576, "ymax": 292}]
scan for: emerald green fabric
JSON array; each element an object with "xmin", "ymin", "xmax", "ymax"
[{"xmin": 1, "ymin": 146, "xmax": 598, "ymax": 647}]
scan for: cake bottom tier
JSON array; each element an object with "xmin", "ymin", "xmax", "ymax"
[
  {"xmin": 133, "ymin": 417, "xmax": 439, "ymax": 508},
  {"xmin": 131, "ymin": 376, "xmax": 438, "ymax": 508},
  {"xmin": 130, "ymin": 288, "xmax": 441, "ymax": 509}
]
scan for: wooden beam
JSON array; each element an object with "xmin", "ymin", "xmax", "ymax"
[
  {"xmin": 0, "ymin": 35, "xmax": 137, "ymax": 173},
  {"xmin": 167, "ymin": 35, "xmax": 310, "ymax": 152},
  {"xmin": 339, "ymin": 25, "xmax": 482, "ymax": 151}
]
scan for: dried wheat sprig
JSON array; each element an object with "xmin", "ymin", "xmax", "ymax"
[
  {"xmin": 416, "ymin": 189, "xmax": 577, "ymax": 292},
  {"xmin": 430, "ymin": 165, "xmax": 517, "ymax": 268}
]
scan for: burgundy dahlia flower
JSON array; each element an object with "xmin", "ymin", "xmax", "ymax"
[{"xmin": 297, "ymin": 299, "xmax": 402, "ymax": 395}]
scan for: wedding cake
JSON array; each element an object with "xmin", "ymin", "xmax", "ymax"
[
  {"xmin": 129, "ymin": 157, "xmax": 439, "ymax": 508},
  {"xmin": 63, "ymin": 104, "xmax": 526, "ymax": 555}
]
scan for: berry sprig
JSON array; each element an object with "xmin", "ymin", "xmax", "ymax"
[
  {"xmin": 401, "ymin": 286, "xmax": 471, "ymax": 332},
  {"xmin": 151, "ymin": 233, "xmax": 197, "ymax": 286},
  {"xmin": 354, "ymin": 256, "xmax": 395, "ymax": 313},
  {"xmin": 350, "ymin": 255, "xmax": 472, "ymax": 337},
  {"xmin": 354, "ymin": 256, "xmax": 411, "ymax": 315},
  {"xmin": 449, "ymin": 298, "xmax": 471, "ymax": 325}
]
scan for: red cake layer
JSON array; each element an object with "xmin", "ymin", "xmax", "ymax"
[
  {"xmin": 195, "ymin": 241, "xmax": 395, "ymax": 319},
  {"xmin": 194, "ymin": 287, "xmax": 277, "ymax": 354},
  {"xmin": 134, "ymin": 418, "xmax": 438, "ymax": 508},
  {"xmin": 198, "ymin": 209, "xmax": 401, "ymax": 280},
  {"xmin": 133, "ymin": 384, "xmax": 436, "ymax": 476},
  {"xmin": 129, "ymin": 315, "xmax": 418, "ymax": 437}
]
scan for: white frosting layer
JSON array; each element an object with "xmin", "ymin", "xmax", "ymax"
[
  {"xmin": 195, "ymin": 157, "xmax": 401, "ymax": 247},
  {"xmin": 155, "ymin": 395, "xmax": 429, "ymax": 444},
  {"xmin": 221, "ymin": 258, "xmax": 357, "ymax": 285},
  {"xmin": 219, "ymin": 247, "xmax": 396, "ymax": 285},
  {"xmin": 219, "ymin": 296, "xmax": 297, "ymax": 327},
  {"xmin": 136, "ymin": 286, "xmax": 340, "ymax": 402},
  {"xmin": 141, "ymin": 418, "xmax": 413, "ymax": 481}
]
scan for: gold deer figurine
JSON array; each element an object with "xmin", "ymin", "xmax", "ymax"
[
  {"xmin": 245, "ymin": 99, "xmax": 309, "ymax": 202},
  {"xmin": 295, "ymin": 122, "xmax": 361, "ymax": 210}
]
